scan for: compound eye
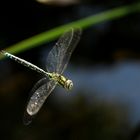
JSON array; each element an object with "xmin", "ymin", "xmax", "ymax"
[
  {"xmin": 66, "ymin": 80, "xmax": 73, "ymax": 90},
  {"xmin": 69, "ymin": 82, "xmax": 73, "ymax": 89}
]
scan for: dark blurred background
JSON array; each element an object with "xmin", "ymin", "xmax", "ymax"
[{"xmin": 0, "ymin": 0, "xmax": 140, "ymax": 140}]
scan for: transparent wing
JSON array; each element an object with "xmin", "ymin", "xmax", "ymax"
[
  {"xmin": 23, "ymin": 77, "xmax": 57, "ymax": 125},
  {"xmin": 46, "ymin": 28, "xmax": 82, "ymax": 73}
]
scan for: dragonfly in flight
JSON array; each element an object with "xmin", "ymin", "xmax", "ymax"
[{"xmin": 1, "ymin": 28, "xmax": 82, "ymax": 125}]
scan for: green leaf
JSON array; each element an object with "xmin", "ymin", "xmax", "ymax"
[{"xmin": 1, "ymin": 2, "xmax": 140, "ymax": 59}]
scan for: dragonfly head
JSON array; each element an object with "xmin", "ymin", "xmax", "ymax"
[{"xmin": 65, "ymin": 79, "xmax": 73, "ymax": 90}]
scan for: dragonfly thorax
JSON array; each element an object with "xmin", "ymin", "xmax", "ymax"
[{"xmin": 49, "ymin": 72, "xmax": 73, "ymax": 90}]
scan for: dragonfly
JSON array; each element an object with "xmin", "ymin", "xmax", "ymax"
[{"xmin": 0, "ymin": 28, "xmax": 82, "ymax": 125}]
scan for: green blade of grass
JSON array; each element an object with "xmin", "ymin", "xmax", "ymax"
[{"xmin": 1, "ymin": 2, "xmax": 140, "ymax": 59}]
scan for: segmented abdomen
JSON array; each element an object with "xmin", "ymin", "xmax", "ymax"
[{"xmin": 1, "ymin": 50, "xmax": 47, "ymax": 75}]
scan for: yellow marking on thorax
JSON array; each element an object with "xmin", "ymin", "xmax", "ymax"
[
  {"xmin": 58, "ymin": 75, "xmax": 67, "ymax": 87},
  {"xmin": 49, "ymin": 72, "xmax": 67, "ymax": 88}
]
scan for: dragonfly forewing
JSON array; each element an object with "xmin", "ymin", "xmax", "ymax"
[
  {"xmin": 23, "ymin": 77, "xmax": 57, "ymax": 125},
  {"xmin": 46, "ymin": 28, "xmax": 82, "ymax": 73}
]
